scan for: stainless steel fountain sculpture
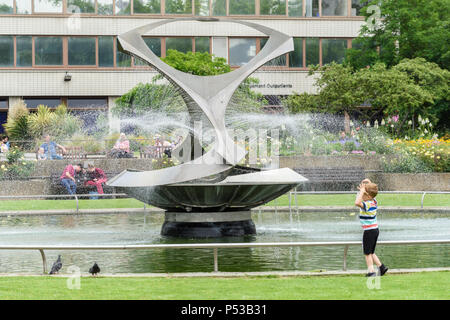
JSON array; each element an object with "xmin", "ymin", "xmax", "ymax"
[{"xmin": 107, "ymin": 18, "xmax": 308, "ymax": 237}]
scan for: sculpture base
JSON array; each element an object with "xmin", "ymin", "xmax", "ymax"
[{"xmin": 161, "ymin": 211, "xmax": 256, "ymax": 238}]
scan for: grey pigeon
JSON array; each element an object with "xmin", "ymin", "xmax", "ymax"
[
  {"xmin": 49, "ymin": 255, "xmax": 62, "ymax": 275},
  {"xmin": 89, "ymin": 262, "xmax": 100, "ymax": 276}
]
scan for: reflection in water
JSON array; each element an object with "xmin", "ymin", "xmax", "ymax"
[{"xmin": 0, "ymin": 211, "xmax": 448, "ymax": 273}]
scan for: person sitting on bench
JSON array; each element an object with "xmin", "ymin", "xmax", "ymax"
[{"xmin": 84, "ymin": 163, "xmax": 108, "ymax": 194}]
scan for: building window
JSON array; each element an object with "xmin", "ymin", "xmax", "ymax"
[
  {"xmin": 229, "ymin": 0, "xmax": 255, "ymax": 15},
  {"xmin": 34, "ymin": 0, "xmax": 63, "ymax": 13},
  {"xmin": 165, "ymin": 0, "xmax": 192, "ymax": 14},
  {"xmin": 195, "ymin": 37, "xmax": 210, "ymax": 53},
  {"xmin": 67, "ymin": 0, "xmax": 95, "ymax": 13},
  {"xmin": 322, "ymin": 38, "xmax": 348, "ymax": 64},
  {"xmin": 305, "ymin": 38, "xmax": 319, "ymax": 66},
  {"xmin": 289, "ymin": 37, "xmax": 303, "ymax": 68},
  {"xmin": 16, "ymin": 0, "xmax": 32, "ymax": 14},
  {"xmin": 98, "ymin": 0, "xmax": 114, "ymax": 14},
  {"xmin": 351, "ymin": 0, "xmax": 368, "ymax": 16},
  {"xmin": 260, "ymin": 0, "xmax": 286, "ymax": 15},
  {"xmin": 305, "ymin": 0, "xmax": 319, "ymax": 17},
  {"xmin": 35, "ymin": 37, "xmax": 63, "ymax": 66},
  {"xmin": 24, "ymin": 98, "xmax": 62, "ymax": 109},
  {"xmin": 0, "ymin": 0, "xmax": 13, "ymax": 14},
  {"xmin": 166, "ymin": 37, "xmax": 193, "ymax": 53},
  {"xmin": 115, "ymin": 0, "xmax": 131, "ymax": 15},
  {"xmin": 116, "ymin": 39, "xmax": 132, "ymax": 67},
  {"xmin": 134, "ymin": 37, "xmax": 161, "ymax": 65},
  {"xmin": 194, "ymin": 0, "xmax": 209, "ymax": 15},
  {"xmin": 288, "ymin": 0, "xmax": 302, "ymax": 17},
  {"xmin": 68, "ymin": 37, "xmax": 96, "ymax": 66},
  {"xmin": 212, "ymin": 0, "xmax": 226, "ymax": 15},
  {"xmin": 17, "ymin": 36, "xmax": 32, "ymax": 67},
  {"xmin": 98, "ymin": 36, "xmax": 114, "ymax": 67},
  {"xmin": 229, "ymin": 38, "xmax": 256, "ymax": 66},
  {"xmin": 134, "ymin": 0, "xmax": 161, "ymax": 14},
  {"xmin": 322, "ymin": 0, "xmax": 347, "ymax": 16},
  {"xmin": 212, "ymin": 37, "xmax": 227, "ymax": 61},
  {"xmin": 0, "ymin": 36, "xmax": 14, "ymax": 67}
]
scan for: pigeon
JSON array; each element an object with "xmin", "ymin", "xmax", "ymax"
[
  {"xmin": 49, "ymin": 255, "xmax": 62, "ymax": 275},
  {"xmin": 89, "ymin": 262, "xmax": 101, "ymax": 276}
]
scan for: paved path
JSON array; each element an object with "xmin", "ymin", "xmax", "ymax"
[
  {"xmin": 0, "ymin": 267, "xmax": 449, "ymax": 278},
  {"xmin": 0, "ymin": 206, "xmax": 449, "ymax": 216}
]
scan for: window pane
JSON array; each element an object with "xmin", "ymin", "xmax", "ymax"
[
  {"xmin": 229, "ymin": 38, "xmax": 256, "ymax": 66},
  {"xmin": 260, "ymin": 38, "xmax": 286, "ymax": 66},
  {"xmin": 195, "ymin": 37, "xmax": 210, "ymax": 53},
  {"xmin": 288, "ymin": 0, "xmax": 302, "ymax": 17},
  {"xmin": 260, "ymin": 0, "xmax": 285, "ymax": 15},
  {"xmin": 289, "ymin": 38, "xmax": 303, "ymax": 67},
  {"xmin": 34, "ymin": 0, "xmax": 63, "ymax": 13},
  {"xmin": 68, "ymin": 37, "xmax": 96, "ymax": 66},
  {"xmin": 212, "ymin": 37, "xmax": 227, "ymax": 61},
  {"xmin": 322, "ymin": 0, "xmax": 347, "ymax": 16},
  {"xmin": 134, "ymin": 0, "xmax": 161, "ymax": 13},
  {"xmin": 194, "ymin": 0, "xmax": 209, "ymax": 15},
  {"xmin": 0, "ymin": 36, "xmax": 13, "ymax": 67},
  {"xmin": 305, "ymin": 0, "xmax": 319, "ymax": 17},
  {"xmin": 115, "ymin": 0, "xmax": 131, "ymax": 15},
  {"xmin": 229, "ymin": 0, "xmax": 255, "ymax": 15},
  {"xmin": 212, "ymin": 0, "xmax": 226, "ymax": 15},
  {"xmin": 35, "ymin": 37, "xmax": 63, "ymax": 65},
  {"xmin": 135, "ymin": 37, "xmax": 161, "ymax": 65},
  {"xmin": 67, "ymin": 0, "xmax": 95, "ymax": 13},
  {"xmin": 116, "ymin": 39, "xmax": 131, "ymax": 67},
  {"xmin": 322, "ymin": 38, "xmax": 348, "ymax": 65},
  {"xmin": 0, "ymin": 0, "xmax": 13, "ymax": 14},
  {"xmin": 98, "ymin": 0, "xmax": 113, "ymax": 14},
  {"xmin": 166, "ymin": 38, "xmax": 192, "ymax": 53},
  {"xmin": 305, "ymin": 38, "xmax": 319, "ymax": 66},
  {"xmin": 17, "ymin": 36, "xmax": 32, "ymax": 67},
  {"xmin": 16, "ymin": 0, "xmax": 32, "ymax": 14},
  {"xmin": 165, "ymin": 0, "xmax": 192, "ymax": 14},
  {"xmin": 351, "ymin": 0, "xmax": 368, "ymax": 16},
  {"xmin": 99, "ymin": 36, "xmax": 114, "ymax": 67},
  {"xmin": 24, "ymin": 98, "xmax": 61, "ymax": 109}
]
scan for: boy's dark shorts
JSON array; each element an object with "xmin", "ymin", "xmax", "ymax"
[{"xmin": 363, "ymin": 228, "xmax": 379, "ymax": 255}]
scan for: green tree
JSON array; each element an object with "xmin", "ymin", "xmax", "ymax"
[{"xmin": 347, "ymin": 0, "xmax": 450, "ymax": 69}]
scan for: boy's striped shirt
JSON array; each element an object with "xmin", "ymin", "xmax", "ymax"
[{"xmin": 359, "ymin": 199, "xmax": 378, "ymax": 230}]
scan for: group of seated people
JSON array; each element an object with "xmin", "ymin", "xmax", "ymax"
[
  {"xmin": 0, "ymin": 136, "xmax": 10, "ymax": 153},
  {"xmin": 60, "ymin": 163, "xmax": 107, "ymax": 195}
]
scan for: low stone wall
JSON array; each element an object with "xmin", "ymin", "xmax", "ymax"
[
  {"xmin": 366, "ymin": 172, "xmax": 450, "ymax": 191},
  {"xmin": 279, "ymin": 155, "xmax": 392, "ymax": 171}
]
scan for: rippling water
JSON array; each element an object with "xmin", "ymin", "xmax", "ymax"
[{"xmin": 0, "ymin": 211, "xmax": 448, "ymax": 273}]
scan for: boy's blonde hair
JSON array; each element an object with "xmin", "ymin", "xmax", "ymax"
[{"xmin": 365, "ymin": 183, "xmax": 378, "ymax": 198}]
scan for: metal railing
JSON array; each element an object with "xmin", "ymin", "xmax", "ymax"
[
  {"xmin": 0, "ymin": 240, "xmax": 448, "ymax": 274},
  {"xmin": 288, "ymin": 189, "xmax": 450, "ymax": 211}
]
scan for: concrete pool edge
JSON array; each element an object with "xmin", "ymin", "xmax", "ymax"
[
  {"xmin": 0, "ymin": 206, "xmax": 449, "ymax": 217},
  {"xmin": 0, "ymin": 267, "xmax": 449, "ymax": 278}
]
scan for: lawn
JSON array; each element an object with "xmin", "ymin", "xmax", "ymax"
[
  {"xmin": 0, "ymin": 193, "xmax": 448, "ymax": 212},
  {"xmin": 0, "ymin": 272, "xmax": 448, "ymax": 300}
]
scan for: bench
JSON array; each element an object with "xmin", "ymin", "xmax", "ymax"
[
  {"xmin": 49, "ymin": 171, "xmax": 119, "ymax": 197},
  {"xmin": 293, "ymin": 167, "xmax": 366, "ymax": 191},
  {"xmin": 139, "ymin": 146, "xmax": 172, "ymax": 159},
  {"xmin": 36, "ymin": 146, "xmax": 87, "ymax": 160}
]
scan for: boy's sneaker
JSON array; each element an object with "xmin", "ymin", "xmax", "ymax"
[
  {"xmin": 379, "ymin": 264, "xmax": 389, "ymax": 276},
  {"xmin": 365, "ymin": 272, "xmax": 377, "ymax": 277}
]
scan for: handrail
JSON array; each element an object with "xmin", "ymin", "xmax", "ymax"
[
  {"xmin": 1, "ymin": 240, "xmax": 448, "ymax": 274},
  {"xmin": 289, "ymin": 189, "xmax": 450, "ymax": 210}
]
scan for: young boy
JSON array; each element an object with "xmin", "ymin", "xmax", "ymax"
[{"xmin": 355, "ymin": 179, "xmax": 388, "ymax": 277}]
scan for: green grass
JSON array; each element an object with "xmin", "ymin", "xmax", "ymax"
[
  {"xmin": 0, "ymin": 193, "xmax": 448, "ymax": 212},
  {"xmin": 0, "ymin": 272, "xmax": 448, "ymax": 299}
]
